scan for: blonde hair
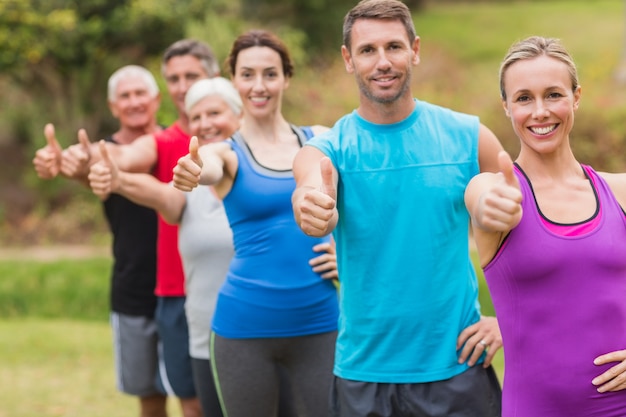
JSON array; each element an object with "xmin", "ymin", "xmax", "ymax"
[{"xmin": 499, "ymin": 36, "xmax": 578, "ymax": 100}]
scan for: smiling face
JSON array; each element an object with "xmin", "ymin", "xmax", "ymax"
[
  {"xmin": 232, "ymin": 46, "xmax": 289, "ymax": 120},
  {"xmin": 163, "ymin": 55, "xmax": 210, "ymax": 116},
  {"xmin": 188, "ymin": 95, "xmax": 240, "ymax": 145},
  {"xmin": 109, "ymin": 75, "xmax": 160, "ymax": 130},
  {"xmin": 342, "ymin": 18, "xmax": 419, "ymax": 106},
  {"xmin": 502, "ymin": 54, "xmax": 581, "ymax": 156}
]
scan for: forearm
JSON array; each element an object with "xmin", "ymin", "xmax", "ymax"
[
  {"xmin": 117, "ymin": 172, "xmax": 184, "ymax": 224},
  {"xmin": 197, "ymin": 146, "xmax": 226, "ymax": 185},
  {"xmin": 199, "ymin": 164, "xmax": 224, "ymax": 185}
]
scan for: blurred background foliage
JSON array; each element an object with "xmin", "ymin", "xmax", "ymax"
[{"xmin": 1, "ymin": 0, "xmax": 625, "ymax": 246}]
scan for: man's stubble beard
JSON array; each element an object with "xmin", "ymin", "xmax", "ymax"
[{"xmin": 356, "ymin": 68, "xmax": 412, "ymax": 105}]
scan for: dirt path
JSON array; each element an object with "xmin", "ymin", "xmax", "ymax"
[{"xmin": 0, "ymin": 245, "xmax": 111, "ymax": 261}]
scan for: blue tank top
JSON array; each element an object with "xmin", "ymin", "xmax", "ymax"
[{"xmin": 211, "ymin": 126, "xmax": 339, "ymax": 338}]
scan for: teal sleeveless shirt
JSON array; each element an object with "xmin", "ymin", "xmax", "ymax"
[{"xmin": 307, "ymin": 100, "xmax": 482, "ymax": 382}]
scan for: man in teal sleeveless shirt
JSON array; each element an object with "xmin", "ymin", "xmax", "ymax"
[{"xmin": 292, "ymin": 0, "xmax": 504, "ymax": 415}]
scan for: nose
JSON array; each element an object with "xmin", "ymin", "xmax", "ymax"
[
  {"xmin": 376, "ymin": 48, "xmax": 392, "ymax": 70},
  {"xmin": 252, "ymin": 73, "xmax": 266, "ymax": 91},
  {"xmin": 199, "ymin": 115, "xmax": 213, "ymax": 130},
  {"xmin": 173, "ymin": 78, "xmax": 192, "ymax": 96},
  {"xmin": 128, "ymin": 94, "xmax": 142, "ymax": 107},
  {"xmin": 532, "ymin": 99, "xmax": 550, "ymax": 119}
]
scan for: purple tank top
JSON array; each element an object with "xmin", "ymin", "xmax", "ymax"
[{"xmin": 484, "ymin": 164, "xmax": 626, "ymax": 417}]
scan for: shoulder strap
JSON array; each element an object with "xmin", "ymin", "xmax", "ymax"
[{"xmin": 300, "ymin": 126, "xmax": 315, "ymax": 140}]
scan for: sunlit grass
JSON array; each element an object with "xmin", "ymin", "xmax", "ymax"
[{"xmin": 0, "ymin": 319, "xmax": 183, "ymax": 417}]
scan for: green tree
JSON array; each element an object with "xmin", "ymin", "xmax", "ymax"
[
  {"xmin": 238, "ymin": 0, "xmax": 427, "ymax": 59},
  {"xmin": 0, "ymin": 0, "xmax": 194, "ymax": 146}
]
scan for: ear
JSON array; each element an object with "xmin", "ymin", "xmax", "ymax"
[
  {"xmin": 341, "ymin": 45, "xmax": 354, "ymax": 74},
  {"xmin": 501, "ymin": 99, "xmax": 510, "ymax": 118},
  {"xmin": 108, "ymin": 100, "xmax": 119, "ymax": 118},
  {"xmin": 411, "ymin": 36, "xmax": 421, "ymax": 66},
  {"xmin": 573, "ymin": 85, "xmax": 582, "ymax": 110}
]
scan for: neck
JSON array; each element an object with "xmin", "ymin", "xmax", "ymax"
[
  {"xmin": 357, "ymin": 94, "xmax": 415, "ymax": 125},
  {"xmin": 113, "ymin": 121, "xmax": 160, "ymax": 144},
  {"xmin": 516, "ymin": 147, "xmax": 582, "ymax": 182},
  {"xmin": 240, "ymin": 113, "xmax": 291, "ymax": 143},
  {"xmin": 177, "ymin": 111, "xmax": 190, "ymax": 133}
]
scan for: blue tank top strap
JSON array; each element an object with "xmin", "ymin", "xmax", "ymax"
[
  {"xmin": 230, "ymin": 125, "xmax": 309, "ymax": 148},
  {"xmin": 299, "ymin": 125, "xmax": 315, "ymax": 141}
]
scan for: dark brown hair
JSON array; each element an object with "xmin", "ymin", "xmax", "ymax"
[{"xmin": 226, "ymin": 30, "xmax": 294, "ymax": 78}]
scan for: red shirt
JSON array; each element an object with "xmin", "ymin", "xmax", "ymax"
[{"xmin": 152, "ymin": 122, "xmax": 191, "ymax": 296}]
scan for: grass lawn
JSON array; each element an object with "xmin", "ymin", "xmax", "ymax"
[
  {"xmin": 0, "ymin": 318, "xmax": 503, "ymax": 417},
  {"xmin": 0, "ymin": 248, "xmax": 504, "ymax": 417},
  {"xmin": 0, "ymin": 318, "xmax": 184, "ymax": 417}
]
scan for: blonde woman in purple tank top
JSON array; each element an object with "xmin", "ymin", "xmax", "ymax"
[{"xmin": 465, "ymin": 36, "xmax": 626, "ymax": 417}]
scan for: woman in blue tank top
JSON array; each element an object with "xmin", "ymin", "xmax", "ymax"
[
  {"xmin": 173, "ymin": 30, "xmax": 339, "ymax": 417},
  {"xmin": 466, "ymin": 36, "xmax": 626, "ymax": 417}
]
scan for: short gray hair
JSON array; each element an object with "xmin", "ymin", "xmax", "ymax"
[
  {"xmin": 184, "ymin": 77, "xmax": 242, "ymax": 116},
  {"xmin": 107, "ymin": 65, "xmax": 159, "ymax": 102},
  {"xmin": 161, "ymin": 39, "xmax": 220, "ymax": 78}
]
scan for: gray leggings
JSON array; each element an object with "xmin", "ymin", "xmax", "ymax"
[{"xmin": 210, "ymin": 331, "xmax": 337, "ymax": 417}]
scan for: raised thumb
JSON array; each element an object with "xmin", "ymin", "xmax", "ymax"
[
  {"xmin": 78, "ymin": 129, "xmax": 91, "ymax": 150},
  {"xmin": 44, "ymin": 123, "xmax": 61, "ymax": 151},
  {"xmin": 189, "ymin": 136, "xmax": 202, "ymax": 165},
  {"xmin": 320, "ymin": 156, "xmax": 336, "ymax": 199},
  {"xmin": 498, "ymin": 150, "xmax": 518, "ymax": 188},
  {"xmin": 98, "ymin": 140, "xmax": 112, "ymax": 166}
]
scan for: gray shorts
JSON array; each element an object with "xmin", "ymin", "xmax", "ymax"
[
  {"xmin": 331, "ymin": 365, "xmax": 502, "ymax": 417},
  {"xmin": 111, "ymin": 312, "xmax": 163, "ymax": 397}
]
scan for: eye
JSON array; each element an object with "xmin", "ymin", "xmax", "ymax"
[
  {"xmin": 514, "ymin": 95, "xmax": 530, "ymax": 103},
  {"xmin": 547, "ymin": 92, "xmax": 563, "ymax": 99}
]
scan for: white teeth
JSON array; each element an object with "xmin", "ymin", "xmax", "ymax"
[
  {"xmin": 530, "ymin": 125, "xmax": 556, "ymax": 135},
  {"xmin": 250, "ymin": 97, "xmax": 267, "ymax": 102},
  {"xmin": 199, "ymin": 133, "xmax": 216, "ymax": 141}
]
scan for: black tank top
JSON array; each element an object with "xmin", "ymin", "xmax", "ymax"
[{"xmin": 102, "ymin": 135, "xmax": 158, "ymax": 317}]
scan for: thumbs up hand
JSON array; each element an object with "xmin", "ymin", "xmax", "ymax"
[
  {"xmin": 319, "ymin": 156, "xmax": 337, "ymax": 201},
  {"xmin": 60, "ymin": 128, "xmax": 93, "ymax": 179},
  {"xmin": 173, "ymin": 136, "xmax": 203, "ymax": 192},
  {"xmin": 476, "ymin": 151, "xmax": 523, "ymax": 231},
  {"xmin": 33, "ymin": 123, "xmax": 63, "ymax": 179},
  {"xmin": 88, "ymin": 140, "xmax": 119, "ymax": 199},
  {"xmin": 295, "ymin": 156, "xmax": 338, "ymax": 237}
]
